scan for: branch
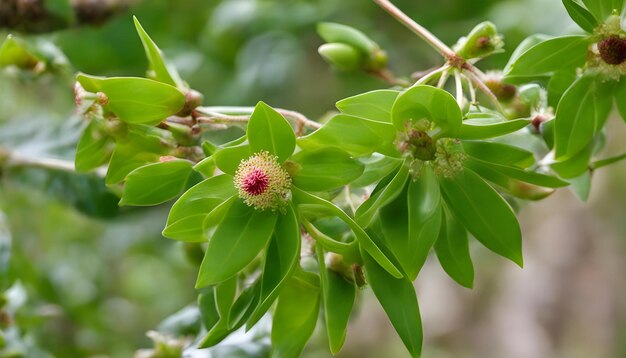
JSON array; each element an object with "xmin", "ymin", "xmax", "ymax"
[
  {"xmin": 1, "ymin": 148, "xmax": 77, "ymax": 173},
  {"xmin": 372, "ymin": 0, "xmax": 456, "ymax": 59},
  {"xmin": 195, "ymin": 106, "xmax": 321, "ymax": 136}
]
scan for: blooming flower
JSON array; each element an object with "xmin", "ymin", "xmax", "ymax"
[{"xmin": 234, "ymin": 151, "xmax": 292, "ymax": 211}]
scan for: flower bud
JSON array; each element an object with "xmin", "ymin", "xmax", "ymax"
[
  {"xmin": 455, "ymin": 21, "xmax": 503, "ymax": 60},
  {"xmin": 597, "ymin": 36, "xmax": 626, "ymax": 65},
  {"xmin": 318, "ymin": 43, "xmax": 363, "ymax": 71}
]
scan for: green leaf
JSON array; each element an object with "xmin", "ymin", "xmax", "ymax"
[
  {"xmin": 198, "ymin": 290, "xmax": 220, "ymax": 331},
  {"xmin": 351, "ymin": 155, "xmax": 403, "ymax": 188},
  {"xmin": 503, "ymin": 34, "xmax": 551, "ymax": 78},
  {"xmin": 76, "ymin": 73, "xmax": 185, "ymax": 125},
  {"xmin": 440, "ymin": 169, "xmax": 523, "ymax": 266},
  {"xmin": 362, "ymin": 250, "xmax": 422, "ymax": 358},
  {"xmin": 355, "ymin": 164, "xmax": 409, "ymax": 228},
  {"xmin": 289, "ymin": 148, "xmax": 364, "ymax": 191},
  {"xmin": 196, "ymin": 200, "xmax": 277, "ymax": 288},
  {"xmin": 227, "ymin": 280, "xmax": 261, "ymax": 330},
  {"xmin": 614, "ymin": 80, "xmax": 626, "ymax": 124},
  {"xmin": 247, "ymin": 102, "xmax": 296, "ymax": 162},
  {"xmin": 462, "ymin": 141, "xmax": 535, "ymax": 168},
  {"xmin": 163, "ymin": 175, "xmax": 237, "ymax": 242},
  {"xmin": 467, "ymin": 158, "xmax": 569, "ymax": 188},
  {"xmin": 562, "ymin": 0, "xmax": 599, "ymax": 33},
  {"xmin": 271, "ymin": 273, "xmax": 320, "ymax": 358},
  {"xmin": 457, "ymin": 117, "xmax": 531, "ymax": 140},
  {"xmin": 214, "ymin": 143, "xmax": 251, "ymax": 175},
  {"xmin": 316, "ymin": 246, "xmax": 356, "ymax": 354},
  {"xmin": 75, "ymin": 119, "xmax": 114, "ymax": 172},
  {"xmin": 199, "ymin": 277, "xmax": 238, "ymax": 348},
  {"xmin": 133, "ymin": 16, "xmax": 181, "ymax": 87},
  {"xmin": 336, "ymin": 90, "xmax": 399, "ymax": 122},
  {"xmin": 548, "ymin": 70, "xmax": 578, "ymax": 107},
  {"xmin": 551, "ymin": 140, "xmax": 594, "ymax": 179},
  {"xmin": 119, "ymin": 160, "xmax": 193, "ymax": 206},
  {"xmin": 582, "ymin": 0, "xmax": 624, "ymax": 20},
  {"xmin": 292, "ymin": 187, "xmax": 402, "ymax": 278},
  {"xmin": 106, "ymin": 125, "xmax": 174, "ymax": 185},
  {"xmin": 247, "ymin": 204, "xmax": 301, "ymax": 329},
  {"xmin": 0, "ymin": 35, "xmax": 42, "ymax": 69},
  {"xmin": 392, "ymin": 85, "xmax": 462, "ymax": 137},
  {"xmin": 434, "ymin": 208, "xmax": 474, "ymax": 288},
  {"xmin": 406, "ymin": 166, "xmax": 442, "ymax": 279},
  {"xmin": 568, "ymin": 171, "xmax": 592, "ymax": 202},
  {"xmin": 554, "ymin": 75, "xmax": 614, "ymax": 160},
  {"xmin": 503, "ymin": 36, "xmax": 589, "ymax": 79},
  {"xmin": 297, "ymin": 114, "xmax": 397, "ymax": 157}
]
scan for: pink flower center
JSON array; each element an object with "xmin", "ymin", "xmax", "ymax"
[{"xmin": 242, "ymin": 168, "xmax": 269, "ymax": 196}]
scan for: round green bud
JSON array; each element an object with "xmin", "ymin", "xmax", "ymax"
[
  {"xmin": 455, "ymin": 21, "xmax": 503, "ymax": 60},
  {"xmin": 318, "ymin": 43, "xmax": 363, "ymax": 71}
]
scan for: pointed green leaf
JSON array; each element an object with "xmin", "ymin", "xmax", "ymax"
[
  {"xmin": 292, "ymin": 187, "xmax": 402, "ymax": 278},
  {"xmin": 106, "ymin": 125, "xmax": 174, "ymax": 185},
  {"xmin": 290, "ymin": 148, "xmax": 364, "ymax": 191},
  {"xmin": 214, "ymin": 143, "xmax": 251, "ymax": 175},
  {"xmin": 316, "ymin": 246, "xmax": 356, "ymax": 355},
  {"xmin": 582, "ymin": 0, "xmax": 624, "ymax": 20},
  {"xmin": 562, "ymin": 0, "xmax": 599, "ymax": 33},
  {"xmin": 247, "ymin": 102, "xmax": 296, "ymax": 162},
  {"xmin": 351, "ymin": 155, "xmax": 403, "ymax": 188},
  {"xmin": 133, "ymin": 16, "xmax": 179, "ymax": 87},
  {"xmin": 336, "ymin": 90, "xmax": 400, "ymax": 122},
  {"xmin": 406, "ymin": 166, "xmax": 442, "ymax": 279},
  {"xmin": 355, "ymin": 164, "xmax": 409, "ymax": 228},
  {"xmin": 247, "ymin": 204, "xmax": 301, "ymax": 329},
  {"xmin": 503, "ymin": 36, "xmax": 589, "ymax": 79},
  {"xmin": 362, "ymin": 250, "xmax": 422, "ymax": 358},
  {"xmin": 457, "ymin": 117, "xmax": 531, "ymax": 140},
  {"xmin": 120, "ymin": 160, "xmax": 193, "ymax": 206},
  {"xmin": 163, "ymin": 175, "xmax": 236, "ymax": 242},
  {"xmin": 75, "ymin": 119, "xmax": 114, "ymax": 172},
  {"xmin": 440, "ymin": 169, "xmax": 523, "ymax": 266},
  {"xmin": 434, "ymin": 208, "xmax": 474, "ymax": 288},
  {"xmin": 76, "ymin": 73, "xmax": 185, "ymax": 125},
  {"xmin": 392, "ymin": 85, "xmax": 462, "ymax": 137},
  {"xmin": 271, "ymin": 273, "xmax": 320, "ymax": 358},
  {"xmin": 554, "ymin": 75, "xmax": 613, "ymax": 160},
  {"xmin": 462, "ymin": 141, "xmax": 535, "ymax": 168},
  {"xmin": 298, "ymin": 114, "xmax": 397, "ymax": 157},
  {"xmin": 466, "ymin": 158, "xmax": 569, "ymax": 188},
  {"xmin": 551, "ymin": 140, "xmax": 594, "ymax": 179},
  {"xmin": 196, "ymin": 200, "xmax": 277, "ymax": 288},
  {"xmin": 614, "ymin": 80, "xmax": 626, "ymax": 124}
]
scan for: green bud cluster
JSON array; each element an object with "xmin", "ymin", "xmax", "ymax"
[
  {"xmin": 432, "ymin": 138, "xmax": 466, "ymax": 178},
  {"xmin": 317, "ymin": 22, "xmax": 387, "ymax": 72}
]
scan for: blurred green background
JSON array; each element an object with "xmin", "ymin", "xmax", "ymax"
[{"xmin": 1, "ymin": 0, "xmax": 625, "ymax": 357}]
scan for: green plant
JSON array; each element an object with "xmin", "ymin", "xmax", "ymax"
[{"xmin": 1, "ymin": 0, "xmax": 625, "ymax": 356}]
